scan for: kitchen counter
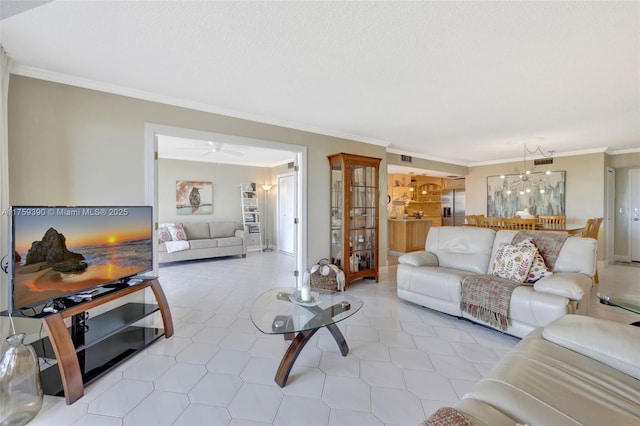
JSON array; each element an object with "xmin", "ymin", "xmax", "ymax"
[{"xmin": 388, "ymin": 219, "xmax": 432, "ymax": 253}]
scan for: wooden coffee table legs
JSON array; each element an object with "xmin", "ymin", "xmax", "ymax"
[{"xmin": 274, "ymin": 303, "xmax": 351, "ymax": 387}]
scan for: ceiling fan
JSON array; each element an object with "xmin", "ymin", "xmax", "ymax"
[{"xmin": 178, "ymin": 141, "xmax": 245, "ymax": 156}]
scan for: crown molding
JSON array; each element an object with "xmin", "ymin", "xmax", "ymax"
[
  {"xmin": 609, "ymin": 147, "xmax": 640, "ymax": 155},
  {"xmin": 10, "ymin": 63, "xmax": 390, "ymax": 148},
  {"xmin": 469, "ymin": 147, "xmax": 613, "ymax": 167},
  {"xmin": 10, "ymin": 64, "xmax": 638, "ymax": 165}
]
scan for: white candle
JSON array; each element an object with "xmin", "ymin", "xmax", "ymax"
[{"xmin": 300, "ymin": 287, "xmax": 311, "ymax": 302}]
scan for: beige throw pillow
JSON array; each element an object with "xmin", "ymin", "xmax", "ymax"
[
  {"xmin": 167, "ymin": 224, "xmax": 187, "ymax": 241},
  {"xmin": 157, "ymin": 228, "xmax": 172, "ymax": 242},
  {"xmin": 491, "ymin": 242, "xmax": 537, "ymax": 282},
  {"xmin": 516, "ymin": 238, "xmax": 554, "ymax": 283}
]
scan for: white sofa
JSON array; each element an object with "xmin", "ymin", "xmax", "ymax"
[
  {"xmin": 423, "ymin": 315, "xmax": 640, "ymax": 426},
  {"xmin": 397, "ymin": 226, "xmax": 596, "ymax": 338},
  {"xmin": 158, "ymin": 221, "xmax": 247, "ymax": 263}
]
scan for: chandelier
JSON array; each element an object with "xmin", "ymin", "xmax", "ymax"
[{"xmin": 501, "ymin": 144, "xmax": 554, "ymax": 195}]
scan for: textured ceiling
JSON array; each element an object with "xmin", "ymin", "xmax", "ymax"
[{"xmin": 1, "ymin": 1, "xmax": 638, "ymax": 168}]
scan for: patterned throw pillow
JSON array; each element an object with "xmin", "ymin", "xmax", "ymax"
[
  {"xmin": 167, "ymin": 224, "xmax": 187, "ymax": 241},
  {"xmin": 157, "ymin": 228, "xmax": 172, "ymax": 242},
  {"xmin": 491, "ymin": 242, "xmax": 538, "ymax": 282},
  {"xmin": 516, "ymin": 238, "xmax": 554, "ymax": 283}
]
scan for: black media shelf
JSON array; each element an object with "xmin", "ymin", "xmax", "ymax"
[
  {"xmin": 21, "ymin": 279, "xmax": 173, "ymax": 404},
  {"xmin": 33, "ymin": 302, "xmax": 164, "ymax": 397}
]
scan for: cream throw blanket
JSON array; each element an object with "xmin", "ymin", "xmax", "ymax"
[{"xmin": 164, "ymin": 240, "xmax": 190, "ymax": 253}]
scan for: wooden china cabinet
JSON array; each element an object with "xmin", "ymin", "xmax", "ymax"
[{"xmin": 328, "ymin": 153, "xmax": 381, "ymax": 287}]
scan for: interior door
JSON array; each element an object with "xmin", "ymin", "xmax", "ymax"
[
  {"xmin": 605, "ymin": 168, "xmax": 615, "ymax": 264},
  {"xmin": 631, "ymin": 169, "xmax": 640, "ymax": 262},
  {"xmin": 277, "ymin": 173, "xmax": 295, "ymax": 255}
]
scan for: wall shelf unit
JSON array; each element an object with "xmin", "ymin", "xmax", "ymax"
[{"xmin": 241, "ymin": 182, "xmax": 263, "ymax": 251}]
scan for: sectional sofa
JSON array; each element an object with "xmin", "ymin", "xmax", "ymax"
[{"xmin": 422, "ymin": 315, "xmax": 640, "ymax": 425}]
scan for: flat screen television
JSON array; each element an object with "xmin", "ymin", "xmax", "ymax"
[{"xmin": 8, "ymin": 206, "xmax": 153, "ymax": 314}]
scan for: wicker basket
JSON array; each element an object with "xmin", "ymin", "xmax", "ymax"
[{"xmin": 309, "ymin": 259, "xmax": 344, "ymax": 291}]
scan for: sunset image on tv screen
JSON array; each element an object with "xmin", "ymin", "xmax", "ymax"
[{"xmin": 11, "ymin": 207, "xmax": 153, "ymax": 310}]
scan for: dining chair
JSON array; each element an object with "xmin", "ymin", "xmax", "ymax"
[
  {"xmin": 477, "ymin": 217, "xmax": 504, "ymax": 230},
  {"xmin": 465, "ymin": 215, "xmax": 483, "ymax": 226},
  {"xmin": 582, "ymin": 217, "xmax": 603, "ymax": 283},
  {"xmin": 536, "ymin": 215, "xmax": 566, "ymax": 228},
  {"xmin": 503, "ymin": 218, "xmax": 536, "ymax": 230}
]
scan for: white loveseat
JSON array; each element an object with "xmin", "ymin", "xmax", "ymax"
[
  {"xmin": 397, "ymin": 226, "xmax": 596, "ymax": 338},
  {"xmin": 423, "ymin": 315, "xmax": 640, "ymax": 426},
  {"xmin": 158, "ymin": 221, "xmax": 247, "ymax": 263}
]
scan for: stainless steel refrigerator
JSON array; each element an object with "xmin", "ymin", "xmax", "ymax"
[{"xmin": 441, "ymin": 189, "xmax": 466, "ymax": 226}]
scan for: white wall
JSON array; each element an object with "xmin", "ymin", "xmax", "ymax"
[
  {"xmin": 158, "ymin": 158, "xmax": 268, "ymax": 224},
  {"xmin": 6, "ymin": 75, "xmax": 388, "ymax": 273},
  {"xmin": 158, "ymin": 158, "xmax": 277, "ymax": 250},
  {"xmin": 2, "ymin": 76, "xmax": 381, "ymax": 337}
]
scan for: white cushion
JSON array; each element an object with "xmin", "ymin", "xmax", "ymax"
[
  {"xmin": 397, "ymin": 251, "xmax": 439, "ymax": 267},
  {"xmin": 183, "ymin": 222, "xmax": 211, "ymax": 240},
  {"xmin": 533, "ymin": 273, "xmax": 589, "ymax": 300},
  {"xmin": 425, "ymin": 227, "xmax": 496, "ymax": 274},
  {"xmin": 543, "ymin": 315, "xmax": 640, "ymax": 380},
  {"xmin": 210, "ymin": 221, "xmax": 239, "ymax": 238}
]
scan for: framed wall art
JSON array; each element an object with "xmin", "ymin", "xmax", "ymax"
[
  {"xmin": 487, "ymin": 171, "xmax": 565, "ymax": 218},
  {"xmin": 176, "ymin": 180, "xmax": 213, "ymax": 215}
]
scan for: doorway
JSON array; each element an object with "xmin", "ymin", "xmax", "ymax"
[
  {"xmin": 630, "ymin": 169, "xmax": 640, "ymax": 262},
  {"xmin": 144, "ymin": 123, "xmax": 307, "ymax": 283},
  {"xmin": 606, "ymin": 167, "xmax": 615, "ymax": 265},
  {"xmin": 277, "ymin": 172, "xmax": 295, "ymax": 255}
]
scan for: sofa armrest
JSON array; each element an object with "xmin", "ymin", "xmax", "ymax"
[
  {"xmin": 235, "ymin": 229, "xmax": 248, "ymax": 253},
  {"xmin": 533, "ymin": 272, "xmax": 591, "ymax": 300},
  {"xmin": 543, "ymin": 315, "xmax": 640, "ymax": 380},
  {"xmin": 456, "ymin": 398, "xmax": 518, "ymax": 426},
  {"xmin": 398, "ymin": 251, "xmax": 439, "ymax": 267}
]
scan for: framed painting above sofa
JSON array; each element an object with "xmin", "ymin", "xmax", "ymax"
[{"xmin": 176, "ymin": 180, "xmax": 213, "ymax": 215}]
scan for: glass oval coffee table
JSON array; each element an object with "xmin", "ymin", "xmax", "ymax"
[
  {"xmin": 598, "ymin": 292, "xmax": 640, "ymax": 326},
  {"xmin": 250, "ymin": 287, "xmax": 364, "ymax": 387}
]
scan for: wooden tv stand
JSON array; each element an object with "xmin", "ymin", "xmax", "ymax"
[{"xmin": 36, "ymin": 278, "xmax": 173, "ymax": 404}]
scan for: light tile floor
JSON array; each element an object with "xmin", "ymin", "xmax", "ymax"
[{"xmin": 29, "ymin": 253, "xmax": 639, "ymax": 426}]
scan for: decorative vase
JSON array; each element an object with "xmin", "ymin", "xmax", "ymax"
[{"xmin": 0, "ymin": 333, "xmax": 43, "ymax": 426}]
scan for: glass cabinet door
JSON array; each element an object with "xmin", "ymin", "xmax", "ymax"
[
  {"xmin": 348, "ymin": 164, "xmax": 376, "ymax": 273},
  {"xmin": 330, "ymin": 163, "xmax": 343, "ymax": 268}
]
